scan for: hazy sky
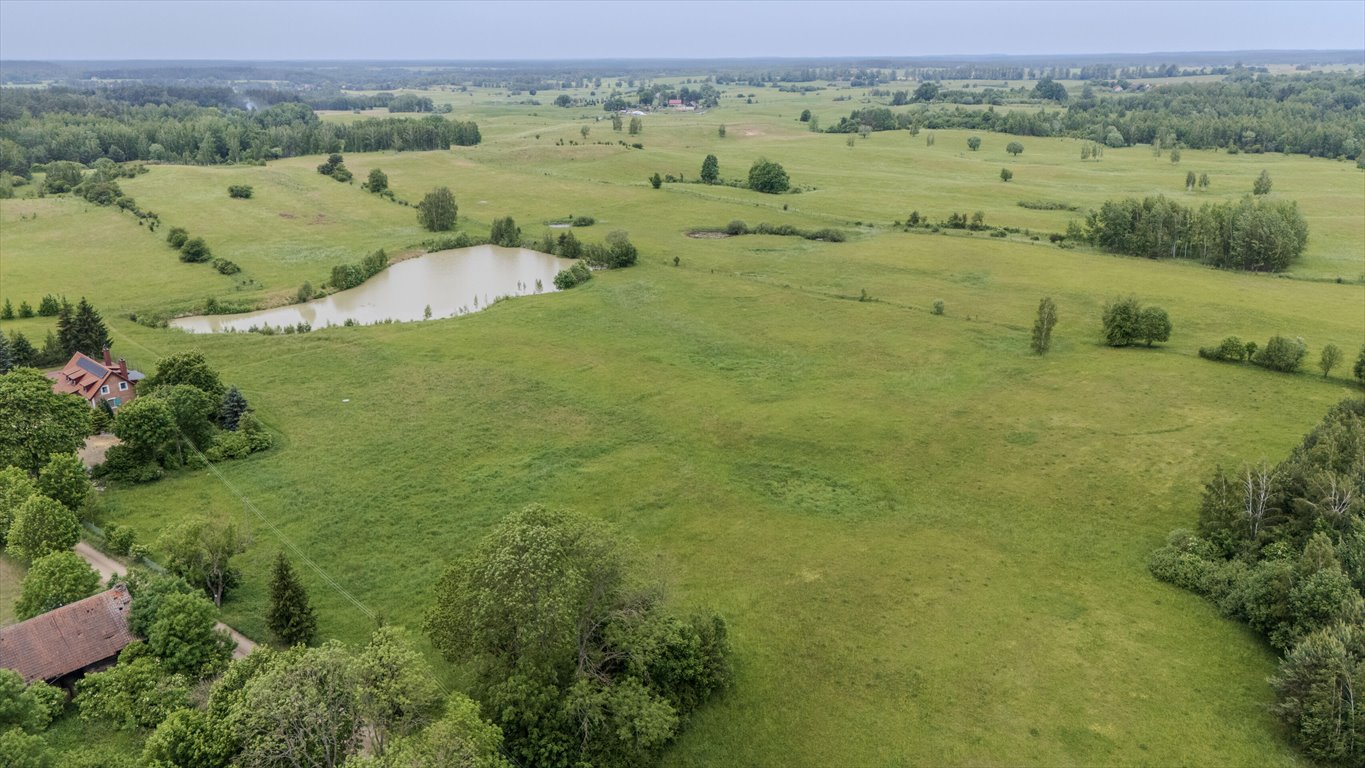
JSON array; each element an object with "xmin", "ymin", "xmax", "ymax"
[{"xmin": 1, "ymin": 0, "xmax": 1362, "ymax": 61}]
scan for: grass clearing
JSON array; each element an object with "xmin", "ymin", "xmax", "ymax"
[{"xmin": 1, "ymin": 83, "xmax": 1361, "ymax": 765}]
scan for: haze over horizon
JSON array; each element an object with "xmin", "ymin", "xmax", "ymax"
[{"xmin": 1, "ymin": 0, "xmax": 1363, "ymax": 62}]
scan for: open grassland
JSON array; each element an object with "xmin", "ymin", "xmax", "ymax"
[
  {"xmin": 0, "ymin": 555, "xmax": 25, "ymax": 625},
  {"xmin": 2, "ymin": 85, "xmax": 1362, "ymax": 766}
]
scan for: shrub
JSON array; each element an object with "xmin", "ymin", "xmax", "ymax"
[
  {"xmin": 725, "ymin": 220, "xmax": 748, "ymax": 236},
  {"xmin": 179, "ymin": 238, "xmax": 211, "ymax": 263},
  {"xmin": 1253, "ymin": 336, "xmax": 1308, "ymax": 373},
  {"xmin": 1199, "ymin": 336, "xmax": 1248, "ymax": 362},
  {"xmin": 571, "ymin": 216, "xmax": 595, "ymax": 227},
  {"xmin": 166, "ymin": 227, "xmax": 188, "ymax": 249},
  {"xmin": 227, "ymin": 185, "xmax": 253, "ymax": 199},
  {"xmin": 931, "ymin": 300, "xmax": 945, "ymax": 315},
  {"xmin": 649, "ymin": 173, "xmax": 662, "ymax": 189},
  {"xmin": 106, "ymin": 524, "xmax": 137, "ymax": 556},
  {"xmin": 211, "ymin": 258, "xmax": 240, "ymax": 275},
  {"xmin": 553, "ymin": 262, "xmax": 592, "ymax": 290}
]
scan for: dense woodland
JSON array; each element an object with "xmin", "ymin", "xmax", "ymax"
[
  {"xmin": 835, "ymin": 72, "xmax": 1365, "ymax": 159},
  {"xmin": 0, "ymin": 88, "xmax": 479, "ymax": 172}
]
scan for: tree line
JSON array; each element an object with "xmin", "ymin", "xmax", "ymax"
[
  {"xmin": 0, "ymin": 89, "xmax": 479, "ymax": 174},
  {"xmin": 827, "ymin": 72, "xmax": 1364, "ymax": 160}
]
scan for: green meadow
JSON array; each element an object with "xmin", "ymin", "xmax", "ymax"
[{"xmin": 3, "ymin": 83, "xmax": 1363, "ymax": 765}]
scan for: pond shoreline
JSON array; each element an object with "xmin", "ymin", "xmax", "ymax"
[{"xmin": 170, "ymin": 245, "xmax": 573, "ymax": 334}]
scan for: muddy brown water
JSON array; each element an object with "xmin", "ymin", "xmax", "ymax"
[{"xmin": 171, "ymin": 245, "xmax": 575, "ymax": 333}]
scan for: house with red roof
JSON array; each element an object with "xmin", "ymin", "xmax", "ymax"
[{"xmin": 46, "ymin": 347, "xmax": 145, "ymax": 410}]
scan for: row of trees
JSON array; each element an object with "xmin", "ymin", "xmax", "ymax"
[
  {"xmin": 834, "ymin": 72, "xmax": 1364, "ymax": 159},
  {"xmin": 1078, "ymin": 194, "xmax": 1309, "ymax": 272},
  {"xmin": 1200, "ymin": 336, "xmax": 1365, "ymax": 382},
  {"xmin": 0, "ymin": 88, "xmax": 481, "ymax": 173},
  {"xmin": 1148, "ymin": 399, "xmax": 1365, "ymax": 765}
]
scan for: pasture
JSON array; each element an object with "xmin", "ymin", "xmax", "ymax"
[{"xmin": 2, "ymin": 81, "xmax": 1362, "ymax": 765}]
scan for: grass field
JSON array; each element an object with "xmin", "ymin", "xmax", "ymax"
[
  {"xmin": 0, "ymin": 555, "xmax": 25, "ymax": 626},
  {"xmin": 2, "ymin": 82, "xmax": 1362, "ymax": 765}
]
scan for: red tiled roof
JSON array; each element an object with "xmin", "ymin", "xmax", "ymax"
[{"xmin": 0, "ymin": 585, "xmax": 136, "ymax": 683}]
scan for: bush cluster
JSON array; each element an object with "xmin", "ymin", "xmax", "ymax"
[
  {"xmin": 316, "ymin": 153, "xmax": 351, "ymax": 183},
  {"xmin": 552, "ymin": 261, "xmax": 592, "ymax": 290},
  {"xmin": 708, "ymin": 220, "xmax": 847, "ymax": 242},
  {"xmin": 327, "ymin": 249, "xmax": 388, "ymax": 291}
]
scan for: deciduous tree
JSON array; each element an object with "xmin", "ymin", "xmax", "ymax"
[
  {"xmin": 7, "ymin": 494, "xmax": 80, "ymax": 563},
  {"xmin": 0, "ymin": 368, "xmax": 91, "ymax": 475},
  {"xmin": 16, "ymin": 550, "xmax": 100, "ymax": 619},
  {"xmin": 417, "ymin": 187, "xmax": 457, "ymax": 232},
  {"xmin": 425, "ymin": 504, "xmax": 731, "ymax": 768},
  {"xmin": 150, "ymin": 352, "xmax": 225, "ymax": 397},
  {"xmin": 747, "ymin": 158, "xmax": 789, "ymax": 194},
  {"xmin": 1318, "ymin": 344, "xmax": 1342, "ymax": 379},
  {"xmin": 37, "ymin": 452, "xmax": 88, "ymax": 512},
  {"xmin": 156, "ymin": 518, "xmax": 249, "ymax": 607},
  {"xmin": 1031, "ymin": 297, "xmax": 1058, "ymax": 355}
]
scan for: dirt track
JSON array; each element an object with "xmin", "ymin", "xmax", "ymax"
[{"xmin": 73, "ymin": 541, "xmax": 257, "ymax": 660}]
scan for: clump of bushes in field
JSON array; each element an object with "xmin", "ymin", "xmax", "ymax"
[
  {"xmin": 943, "ymin": 211, "xmax": 988, "ymax": 231},
  {"xmin": 38, "ymin": 159, "xmax": 161, "ymax": 227},
  {"xmin": 1017, "ymin": 200, "xmax": 1078, "ymax": 211},
  {"xmin": 553, "ymin": 261, "xmax": 593, "ymax": 290},
  {"xmin": 693, "ymin": 221, "xmax": 847, "ymax": 242},
  {"xmin": 316, "ymin": 153, "xmax": 352, "ymax": 183},
  {"xmin": 1147, "ymin": 398, "xmax": 1365, "ymax": 766},
  {"xmin": 1078, "ymin": 194, "xmax": 1308, "ymax": 271},
  {"xmin": 327, "ymin": 248, "xmax": 388, "ymax": 290},
  {"xmin": 1197, "ymin": 334, "xmax": 1354, "ymax": 379},
  {"xmin": 1100, "ymin": 295, "xmax": 1171, "ymax": 347},
  {"xmin": 96, "ymin": 353, "xmax": 272, "ymax": 484},
  {"xmin": 1198, "ymin": 336, "xmax": 1258, "ymax": 363},
  {"xmin": 227, "ymin": 184, "xmax": 253, "ymax": 199}
]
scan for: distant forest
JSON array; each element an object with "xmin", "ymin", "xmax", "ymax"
[
  {"xmin": 832, "ymin": 71, "xmax": 1365, "ymax": 159},
  {"xmin": 0, "ymin": 56, "xmax": 1361, "ymax": 172},
  {"xmin": 0, "ymin": 87, "xmax": 480, "ymax": 172}
]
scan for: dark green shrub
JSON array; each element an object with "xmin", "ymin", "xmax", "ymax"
[
  {"xmin": 1253, "ymin": 336, "xmax": 1308, "ymax": 373},
  {"xmin": 227, "ymin": 185, "xmax": 253, "ymax": 199},
  {"xmin": 211, "ymin": 258, "xmax": 240, "ymax": 275},
  {"xmin": 166, "ymin": 227, "xmax": 189, "ymax": 248},
  {"xmin": 179, "ymin": 238, "xmax": 211, "ymax": 263}
]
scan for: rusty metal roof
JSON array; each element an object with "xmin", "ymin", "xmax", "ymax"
[{"xmin": 0, "ymin": 584, "xmax": 136, "ymax": 683}]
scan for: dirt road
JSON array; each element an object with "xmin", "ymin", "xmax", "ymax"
[{"xmin": 73, "ymin": 541, "xmax": 257, "ymax": 660}]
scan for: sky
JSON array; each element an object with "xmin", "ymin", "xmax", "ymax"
[{"xmin": 1, "ymin": 0, "xmax": 1362, "ymax": 61}]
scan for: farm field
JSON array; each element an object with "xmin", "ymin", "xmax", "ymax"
[{"xmin": 2, "ymin": 82, "xmax": 1363, "ymax": 766}]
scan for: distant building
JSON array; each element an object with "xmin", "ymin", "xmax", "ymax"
[
  {"xmin": 46, "ymin": 347, "xmax": 144, "ymax": 410},
  {"xmin": 0, "ymin": 585, "xmax": 136, "ymax": 685},
  {"xmin": 667, "ymin": 98, "xmax": 683, "ymax": 107}
]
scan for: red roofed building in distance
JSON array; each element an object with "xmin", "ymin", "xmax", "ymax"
[
  {"xmin": 46, "ymin": 346, "xmax": 145, "ymax": 410},
  {"xmin": 0, "ymin": 585, "xmax": 137, "ymax": 685}
]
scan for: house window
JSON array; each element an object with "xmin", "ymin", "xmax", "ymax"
[
  {"xmin": 109, "ymin": 397, "xmax": 121, "ymax": 408},
  {"xmin": 100, "ymin": 385, "xmax": 110, "ymax": 395},
  {"xmin": 118, "ymin": 381, "xmax": 128, "ymax": 391}
]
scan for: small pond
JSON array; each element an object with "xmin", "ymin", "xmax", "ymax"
[{"xmin": 171, "ymin": 245, "xmax": 575, "ymax": 333}]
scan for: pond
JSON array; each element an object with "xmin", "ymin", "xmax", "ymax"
[{"xmin": 171, "ymin": 245, "xmax": 575, "ymax": 333}]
